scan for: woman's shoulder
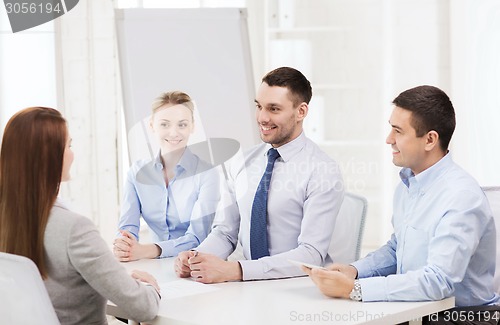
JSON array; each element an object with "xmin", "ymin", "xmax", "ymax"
[
  {"xmin": 129, "ymin": 157, "xmax": 156, "ymax": 172},
  {"xmin": 125, "ymin": 158, "xmax": 161, "ymax": 183},
  {"xmin": 49, "ymin": 203, "xmax": 96, "ymax": 232}
]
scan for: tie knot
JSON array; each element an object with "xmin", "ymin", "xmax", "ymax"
[{"xmin": 267, "ymin": 148, "xmax": 280, "ymax": 162}]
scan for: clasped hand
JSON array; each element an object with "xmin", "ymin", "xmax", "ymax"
[
  {"xmin": 174, "ymin": 250, "xmax": 242, "ymax": 284},
  {"xmin": 113, "ymin": 230, "xmax": 160, "ymax": 261}
]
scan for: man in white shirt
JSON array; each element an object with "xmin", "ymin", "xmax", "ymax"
[{"xmin": 174, "ymin": 67, "xmax": 344, "ymax": 283}]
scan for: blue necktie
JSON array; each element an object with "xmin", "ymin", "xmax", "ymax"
[{"xmin": 250, "ymin": 148, "xmax": 280, "ymax": 260}]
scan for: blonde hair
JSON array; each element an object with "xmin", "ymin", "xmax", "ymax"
[{"xmin": 151, "ymin": 91, "xmax": 194, "ymax": 121}]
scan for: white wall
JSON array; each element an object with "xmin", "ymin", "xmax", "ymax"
[
  {"xmin": 256, "ymin": 0, "xmax": 452, "ymax": 252},
  {"xmin": 450, "ymin": 0, "xmax": 500, "ymax": 186},
  {"xmin": 1, "ymin": 0, "xmax": 499, "ymax": 254},
  {"xmin": 54, "ymin": 0, "xmax": 122, "ymax": 246},
  {"xmin": 0, "ymin": 9, "xmax": 56, "ymax": 129},
  {"xmin": 0, "ymin": 2, "xmax": 122, "ymax": 247}
]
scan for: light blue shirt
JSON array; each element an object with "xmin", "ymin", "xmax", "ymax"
[
  {"xmin": 352, "ymin": 154, "xmax": 499, "ymax": 306},
  {"xmin": 197, "ymin": 132, "xmax": 344, "ymax": 280},
  {"xmin": 118, "ymin": 149, "xmax": 221, "ymax": 258}
]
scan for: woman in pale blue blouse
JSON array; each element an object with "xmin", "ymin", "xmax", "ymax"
[{"xmin": 113, "ymin": 91, "xmax": 220, "ymax": 260}]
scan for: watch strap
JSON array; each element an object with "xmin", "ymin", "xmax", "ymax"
[{"xmin": 349, "ymin": 279, "xmax": 362, "ymax": 301}]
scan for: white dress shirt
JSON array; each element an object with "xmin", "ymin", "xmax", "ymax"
[{"xmin": 197, "ymin": 132, "xmax": 344, "ymax": 280}]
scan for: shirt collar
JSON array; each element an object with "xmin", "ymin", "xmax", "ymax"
[
  {"xmin": 399, "ymin": 153, "xmax": 453, "ymax": 190},
  {"xmin": 153, "ymin": 148, "xmax": 197, "ymax": 175},
  {"xmin": 263, "ymin": 131, "xmax": 306, "ymax": 163},
  {"xmin": 153, "ymin": 151, "xmax": 163, "ymax": 169},
  {"xmin": 177, "ymin": 148, "xmax": 197, "ymax": 175}
]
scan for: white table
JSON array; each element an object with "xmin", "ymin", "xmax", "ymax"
[{"xmin": 107, "ymin": 258, "xmax": 454, "ymax": 325}]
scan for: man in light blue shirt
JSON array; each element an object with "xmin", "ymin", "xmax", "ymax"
[
  {"xmin": 174, "ymin": 67, "xmax": 344, "ymax": 283},
  {"xmin": 304, "ymin": 85, "xmax": 499, "ymax": 323}
]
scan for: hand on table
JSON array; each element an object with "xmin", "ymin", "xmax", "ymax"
[
  {"xmin": 131, "ymin": 269, "xmax": 160, "ymax": 295},
  {"xmin": 113, "ymin": 230, "xmax": 161, "ymax": 261},
  {"xmin": 302, "ymin": 263, "xmax": 356, "ymax": 299},
  {"xmin": 174, "ymin": 250, "xmax": 194, "ymax": 278},
  {"xmin": 174, "ymin": 250, "xmax": 242, "ymax": 284},
  {"xmin": 324, "ymin": 263, "xmax": 358, "ymax": 279}
]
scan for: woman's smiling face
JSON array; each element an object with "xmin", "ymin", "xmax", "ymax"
[{"xmin": 150, "ymin": 104, "xmax": 194, "ymax": 153}]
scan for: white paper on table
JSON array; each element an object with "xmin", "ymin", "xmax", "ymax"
[{"xmin": 159, "ymin": 279, "xmax": 220, "ymax": 300}]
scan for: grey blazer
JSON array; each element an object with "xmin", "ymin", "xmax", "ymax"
[{"xmin": 43, "ymin": 201, "xmax": 160, "ymax": 324}]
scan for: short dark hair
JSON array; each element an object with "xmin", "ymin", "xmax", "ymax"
[
  {"xmin": 392, "ymin": 85, "xmax": 456, "ymax": 151},
  {"xmin": 261, "ymin": 67, "xmax": 312, "ymax": 106}
]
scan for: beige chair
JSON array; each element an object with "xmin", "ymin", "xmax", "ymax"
[
  {"xmin": 482, "ymin": 186, "xmax": 500, "ymax": 294},
  {"xmin": 328, "ymin": 192, "xmax": 368, "ymax": 264},
  {"xmin": 0, "ymin": 252, "xmax": 60, "ymax": 324}
]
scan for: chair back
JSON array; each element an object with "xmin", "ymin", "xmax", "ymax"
[
  {"xmin": 0, "ymin": 252, "xmax": 60, "ymax": 324},
  {"xmin": 328, "ymin": 192, "xmax": 368, "ymax": 264},
  {"xmin": 482, "ymin": 186, "xmax": 500, "ymax": 294}
]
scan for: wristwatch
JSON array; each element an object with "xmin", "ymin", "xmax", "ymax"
[{"xmin": 349, "ymin": 279, "xmax": 362, "ymax": 301}]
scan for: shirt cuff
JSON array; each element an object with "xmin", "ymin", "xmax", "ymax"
[
  {"xmin": 238, "ymin": 259, "xmax": 264, "ymax": 281},
  {"xmin": 156, "ymin": 241, "xmax": 171, "ymax": 258},
  {"xmin": 358, "ymin": 277, "xmax": 388, "ymax": 302},
  {"xmin": 351, "ymin": 260, "xmax": 372, "ymax": 278},
  {"xmin": 117, "ymin": 227, "xmax": 139, "ymax": 240}
]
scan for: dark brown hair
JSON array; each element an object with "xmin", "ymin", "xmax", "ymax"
[
  {"xmin": 393, "ymin": 85, "xmax": 456, "ymax": 151},
  {"xmin": 0, "ymin": 107, "xmax": 67, "ymax": 278},
  {"xmin": 262, "ymin": 67, "xmax": 312, "ymax": 107}
]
